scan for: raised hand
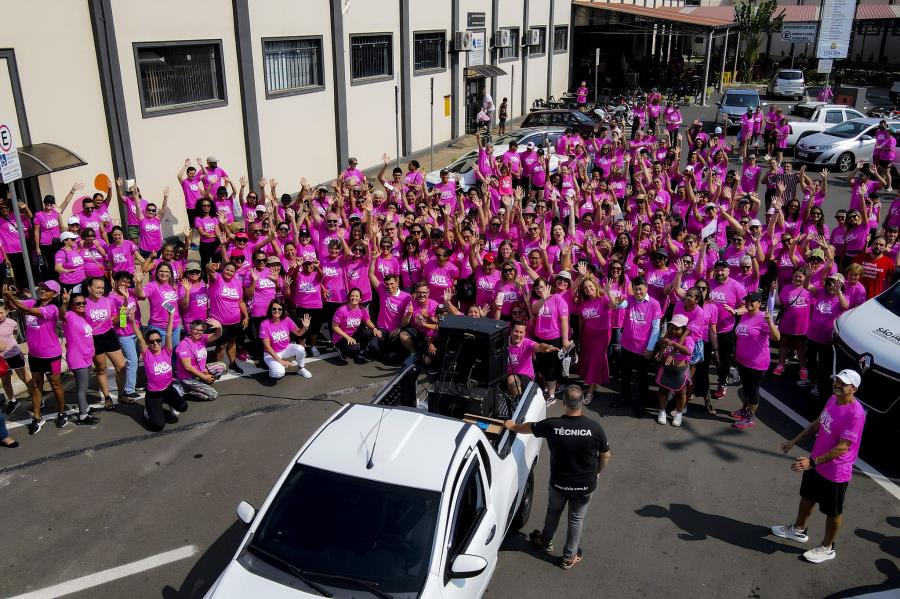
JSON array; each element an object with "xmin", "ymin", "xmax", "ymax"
[
  {"xmin": 301, "ymin": 313, "xmax": 311, "ymax": 329},
  {"xmin": 239, "ymin": 176, "xmax": 248, "ymax": 187}
]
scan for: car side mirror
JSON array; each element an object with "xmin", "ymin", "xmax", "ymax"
[
  {"xmin": 236, "ymin": 501, "xmax": 256, "ymax": 525},
  {"xmin": 762, "ymin": 102, "xmax": 769, "ymax": 107},
  {"xmin": 450, "ymin": 554, "xmax": 488, "ymax": 579},
  {"xmin": 861, "ymin": 135, "xmax": 873, "ymax": 141}
]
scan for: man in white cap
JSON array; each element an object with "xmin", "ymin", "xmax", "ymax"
[{"xmin": 771, "ymin": 368, "xmax": 866, "ymax": 563}]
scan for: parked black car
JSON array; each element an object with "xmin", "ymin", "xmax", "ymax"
[{"xmin": 521, "ymin": 109, "xmax": 601, "ymax": 137}]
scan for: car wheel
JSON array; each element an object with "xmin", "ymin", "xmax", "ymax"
[
  {"xmin": 836, "ymin": 152, "xmax": 855, "ymax": 172},
  {"xmin": 510, "ymin": 465, "xmax": 535, "ymax": 532}
]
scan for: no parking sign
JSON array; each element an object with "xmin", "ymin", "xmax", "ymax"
[{"xmin": 0, "ymin": 121, "xmax": 22, "ymax": 183}]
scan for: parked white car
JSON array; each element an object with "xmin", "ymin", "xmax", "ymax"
[
  {"xmin": 794, "ymin": 118, "xmax": 900, "ymax": 172},
  {"xmin": 426, "ymin": 143, "xmax": 563, "ymax": 191},
  {"xmin": 785, "ymin": 102, "xmax": 865, "ymax": 148},
  {"xmin": 767, "ymin": 69, "xmax": 805, "ymax": 100},
  {"xmin": 205, "ymin": 384, "xmax": 546, "ymax": 598}
]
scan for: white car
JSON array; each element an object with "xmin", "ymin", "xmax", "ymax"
[
  {"xmin": 767, "ymin": 68, "xmax": 805, "ymax": 100},
  {"xmin": 785, "ymin": 102, "xmax": 865, "ymax": 148},
  {"xmin": 834, "ymin": 281, "xmax": 900, "ymax": 421},
  {"xmin": 426, "ymin": 144, "xmax": 563, "ymax": 191},
  {"xmin": 205, "ymin": 384, "xmax": 546, "ymax": 598},
  {"xmin": 794, "ymin": 118, "xmax": 900, "ymax": 172}
]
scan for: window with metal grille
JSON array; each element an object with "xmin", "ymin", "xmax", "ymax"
[
  {"xmin": 350, "ymin": 34, "xmax": 393, "ymax": 83},
  {"xmin": 413, "ymin": 31, "xmax": 446, "ymax": 73},
  {"xmin": 498, "ymin": 27, "xmax": 519, "ymax": 61},
  {"xmin": 135, "ymin": 41, "xmax": 226, "ymax": 116},
  {"xmin": 531, "ymin": 27, "xmax": 547, "ymax": 56},
  {"xmin": 263, "ymin": 37, "xmax": 324, "ymax": 97},
  {"xmin": 553, "ymin": 25, "xmax": 568, "ymax": 53}
]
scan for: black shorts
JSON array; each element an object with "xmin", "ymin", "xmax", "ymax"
[
  {"xmin": 3, "ymin": 352, "xmax": 25, "ymax": 369},
  {"xmin": 534, "ymin": 336, "xmax": 563, "ymax": 381},
  {"xmin": 876, "ymin": 157, "xmax": 892, "ymax": 169},
  {"xmin": 764, "ymin": 130, "xmax": 777, "ymax": 144},
  {"xmin": 531, "ymin": 182, "xmax": 545, "ymax": 192},
  {"xmin": 94, "ymin": 329, "xmax": 121, "ymax": 354},
  {"xmin": 219, "ymin": 322, "xmax": 244, "ymax": 341},
  {"xmin": 800, "ymin": 468, "xmax": 849, "ymax": 517},
  {"xmin": 29, "ymin": 354, "xmax": 62, "ymax": 375}
]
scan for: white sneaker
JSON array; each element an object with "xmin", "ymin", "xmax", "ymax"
[
  {"xmin": 803, "ymin": 544, "xmax": 836, "ymax": 563},
  {"xmin": 310, "ymin": 347, "xmax": 320, "ymax": 357},
  {"xmin": 771, "ymin": 524, "xmax": 809, "ymax": 543},
  {"xmin": 168, "ymin": 407, "xmax": 180, "ymax": 417},
  {"xmin": 672, "ymin": 411, "xmax": 683, "ymax": 427},
  {"xmin": 657, "ymin": 410, "xmax": 667, "ymax": 425},
  {"xmin": 298, "ymin": 367, "xmax": 312, "ymax": 379}
]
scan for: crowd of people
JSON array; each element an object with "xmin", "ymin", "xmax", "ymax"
[{"xmin": 0, "ymin": 92, "xmax": 898, "ymax": 449}]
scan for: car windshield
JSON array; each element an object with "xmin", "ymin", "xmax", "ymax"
[
  {"xmin": 824, "ymin": 121, "xmax": 869, "ymax": 139},
  {"xmin": 789, "ymin": 106, "xmax": 817, "ymax": 119},
  {"xmin": 495, "ymin": 131, "xmax": 532, "ymax": 145},
  {"xmin": 448, "ymin": 150, "xmax": 477, "ymax": 173},
  {"xmin": 723, "ymin": 93, "xmax": 759, "ymax": 108},
  {"xmin": 875, "ymin": 281, "xmax": 900, "ymax": 317},
  {"xmin": 571, "ymin": 110, "xmax": 596, "ymax": 123},
  {"xmin": 249, "ymin": 464, "xmax": 440, "ymax": 594},
  {"xmin": 778, "ymin": 71, "xmax": 803, "ymax": 80}
]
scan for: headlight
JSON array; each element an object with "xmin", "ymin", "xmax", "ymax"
[{"xmin": 812, "ymin": 144, "xmax": 834, "ymax": 151}]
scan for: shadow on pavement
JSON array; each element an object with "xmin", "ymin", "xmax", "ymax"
[
  {"xmin": 499, "ymin": 531, "xmax": 560, "ymax": 568},
  {"xmin": 162, "ymin": 520, "xmax": 247, "ymax": 598},
  {"xmin": 635, "ymin": 503, "xmax": 803, "ymax": 555},
  {"xmin": 855, "ymin": 517, "xmax": 900, "ymax": 560},
  {"xmin": 819, "ymin": 559, "xmax": 900, "ymax": 599}
]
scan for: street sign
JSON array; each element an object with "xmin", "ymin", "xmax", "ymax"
[
  {"xmin": 0, "ymin": 122, "xmax": 22, "ymax": 183},
  {"xmin": 781, "ymin": 23, "xmax": 817, "ymax": 44},
  {"xmin": 816, "ymin": 0, "xmax": 855, "ymax": 59},
  {"xmin": 818, "ymin": 59, "xmax": 833, "ymax": 74}
]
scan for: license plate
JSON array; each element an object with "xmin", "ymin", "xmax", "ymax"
[{"xmin": 797, "ymin": 151, "xmax": 808, "ymax": 159}]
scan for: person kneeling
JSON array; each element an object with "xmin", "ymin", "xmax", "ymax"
[
  {"xmin": 260, "ymin": 301, "xmax": 312, "ymax": 379},
  {"xmin": 175, "ymin": 318, "xmax": 226, "ymax": 400},
  {"xmin": 133, "ymin": 309, "xmax": 186, "ymax": 432}
]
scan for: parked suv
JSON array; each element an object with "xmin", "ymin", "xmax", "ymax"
[
  {"xmin": 521, "ymin": 109, "xmax": 600, "ymax": 137},
  {"xmin": 716, "ymin": 89, "xmax": 762, "ymax": 131},
  {"xmin": 767, "ymin": 69, "xmax": 805, "ymax": 100}
]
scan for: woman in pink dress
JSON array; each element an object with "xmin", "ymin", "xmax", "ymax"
[{"xmin": 575, "ymin": 274, "xmax": 615, "ymax": 403}]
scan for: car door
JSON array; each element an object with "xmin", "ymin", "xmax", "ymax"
[
  {"xmin": 824, "ymin": 110, "xmax": 844, "ymax": 126},
  {"xmin": 845, "ymin": 109, "xmax": 864, "ymax": 120},
  {"xmin": 858, "ymin": 125, "xmax": 879, "ymax": 161},
  {"xmin": 442, "ymin": 455, "xmax": 500, "ymax": 599}
]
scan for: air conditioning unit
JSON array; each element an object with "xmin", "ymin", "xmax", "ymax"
[
  {"xmin": 454, "ymin": 31, "xmax": 474, "ymax": 51},
  {"xmin": 525, "ymin": 28, "xmax": 541, "ymax": 46},
  {"xmin": 494, "ymin": 29, "xmax": 512, "ymax": 48}
]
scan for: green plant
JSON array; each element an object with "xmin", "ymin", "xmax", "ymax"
[{"xmin": 733, "ymin": 0, "xmax": 785, "ymax": 81}]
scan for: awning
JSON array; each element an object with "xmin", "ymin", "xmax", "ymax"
[
  {"xmin": 15, "ymin": 143, "xmax": 86, "ymax": 179},
  {"xmin": 466, "ymin": 64, "xmax": 507, "ymax": 78}
]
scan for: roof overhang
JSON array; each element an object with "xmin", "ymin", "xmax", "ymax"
[
  {"xmin": 466, "ymin": 64, "xmax": 507, "ymax": 78},
  {"xmin": 573, "ymin": 0, "xmax": 735, "ymax": 30},
  {"xmin": 14, "ymin": 143, "xmax": 87, "ymax": 179}
]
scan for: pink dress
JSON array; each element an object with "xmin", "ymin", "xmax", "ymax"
[{"xmin": 577, "ymin": 297, "xmax": 612, "ymax": 385}]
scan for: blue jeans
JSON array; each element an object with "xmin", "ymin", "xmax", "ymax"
[
  {"xmin": 0, "ymin": 411, "xmax": 8, "ymax": 439},
  {"xmin": 147, "ymin": 325, "xmax": 182, "ymax": 354},
  {"xmin": 117, "ymin": 334, "xmax": 138, "ymax": 394}
]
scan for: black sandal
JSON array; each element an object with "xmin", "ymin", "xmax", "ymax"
[
  {"xmin": 705, "ymin": 400, "xmax": 716, "ymax": 416},
  {"xmin": 104, "ymin": 397, "xmax": 116, "ymax": 411}
]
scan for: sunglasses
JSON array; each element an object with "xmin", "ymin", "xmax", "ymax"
[
  {"xmin": 436, "ymin": 253, "xmax": 449, "ymax": 258},
  {"xmin": 278, "ymin": 228, "xmax": 289, "ymax": 232},
  {"xmin": 148, "ymin": 338, "xmax": 162, "ymax": 345},
  {"xmin": 271, "ymin": 308, "xmax": 283, "ymax": 313},
  {"xmin": 502, "ymin": 268, "xmax": 515, "ymax": 273},
  {"xmin": 255, "ymin": 258, "xmax": 266, "ymax": 263},
  {"xmin": 234, "ymin": 256, "xmax": 246, "ymax": 262},
  {"xmin": 352, "ymin": 247, "xmax": 367, "ymax": 254},
  {"xmin": 250, "ymin": 229, "xmax": 263, "ymax": 234},
  {"xmin": 236, "ymin": 238, "xmax": 248, "ymax": 243},
  {"xmin": 327, "ymin": 219, "xmax": 339, "ymax": 224},
  {"xmin": 72, "ymin": 301, "xmax": 86, "ymax": 307}
]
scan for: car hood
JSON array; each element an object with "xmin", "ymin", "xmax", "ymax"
[
  {"xmin": 835, "ymin": 301, "xmax": 900, "ymax": 374},
  {"xmin": 205, "ymin": 561, "xmax": 320, "ymax": 599},
  {"xmin": 720, "ymin": 105, "xmax": 751, "ymax": 115},
  {"xmin": 798, "ymin": 131, "xmax": 844, "ymax": 148}
]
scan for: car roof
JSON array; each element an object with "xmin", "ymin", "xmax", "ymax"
[
  {"xmin": 776, "ymin": 69, "xmax": 803, "ymax": 74},
  {"xmin": 298, "ymin": 404, "xmax": 467, "ymax": 492},
  {"xmin": 845, "ymin": 117, "xmax": 900, "ymax": 125},
  {"xmin": 724, "ymin": 89, "xmax": 759, "ymax": 95}
]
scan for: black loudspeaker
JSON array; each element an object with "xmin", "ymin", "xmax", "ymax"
[
  {"xmin": 437, "ymin": 316, "xmax": 509, "ymax": 387},
  {"xmin": 427, "ymin": 381, "xmax": 502, "ymax": 420}
]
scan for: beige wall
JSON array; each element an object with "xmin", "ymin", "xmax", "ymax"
[
  {"xmin": 550, "ymin": 0, "xmax": 571, "ymax": 98},
  {"xmin": 409, "ymin": 0, "xmax": 453, "ymax": 156},
  {"xmin": 1, "ymin": 1, "xmax": 115, "ymax": 221},
  {"xmin": 495, "ymin": 0, "xmax": 526, "ymax": 119},
  {"xmin": 249, "ymin": 0, "xmax": 338, "ymax": 188},
  {"xmin": 526, "ymin": 0, "xmax": 551, "ymax": 112},
  {"xmin": 112, "ymin": 0, "xmax": 248, "ymax": 236},
  {"xmin": 343, "ymin": 3, "xmax": 402, "ymax": 171}
]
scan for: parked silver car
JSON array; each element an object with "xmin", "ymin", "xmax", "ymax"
[
  {"xmin": 767, "ymin": 69, "xmax": 805, "ymax": 100},
  {"xmin": 794, "ymin": 118, "xmax": 900, "ymax": 172}
]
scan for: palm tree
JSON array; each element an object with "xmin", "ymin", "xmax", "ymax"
[{"xmin": 733, "ymin": 0, "xmax": 785, "ymax": 82}]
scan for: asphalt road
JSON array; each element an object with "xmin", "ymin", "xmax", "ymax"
[{"xmin": 2, "ymin": 100, "xmax": 898, "ymax": 599}]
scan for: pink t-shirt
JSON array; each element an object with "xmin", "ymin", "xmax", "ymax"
[
  {"xmin": 194, "ymin": 215, "xmax": 218, "ymax": 240},
  {"xmin": 110, "ymin": 291, "xmax": 140, "ymax": 336},
  {"xmin": 144, "ymin": 347, "xmax": 174, "ymax": 392},
  {"xmin": 621, "ymin": 296, "xmax": 662, "ymax": 355},
  {"xmin": 577, "ymin": 297, "xmax": 611, "ymax": 332},
  {"xmin": 474, "ymin": 268, "xmax": 501, "ymax": 307},
  {"xmin": 175, "ymin": 335, "xmax": 209, "ymax": 379},
  {"xmin": 778, "ymin": 284, "xmax": 812, "ymax": 336},
  {"xmin": 179, "ymin": 281, "xmax": 210, "ymax": 324},
  {"xmin": 408, "ymin": 298, "xmax": 439, "ymax": 338},
  {"xmin": 55, "ymin": 247, "xmax": 86, "ymax": 285},
  {"xmin": 807, "ymin": 290, "xmax": 845, "ymax": 344},
  {"xmin": 0, "ymin": 216, "xmax": 22, "ymax": 253},
  {"xmin": 209, "ymin": 274, "xmax": 243, "ymax": 325},
  {"xmin": 377, "ymin": 286, "xmax": 410, "ymax": 331},
  {"xmin": 259, "ymin": 317, "xmax": 298, "ymax": 353},
  {"xmin": 107, "ymin": 240, "xmax": 137, "ymax": 274},
  {"xmin": 85, "ymin": 294, "xmax": 116, "ymax": 335},
  {"xmin": 423, "ymin": 259, "xmax": 459, "ymax": 301},
  {"xmin": 673, "ymin": 302, "xmax": 711, "ymax": 342},
  {"xmin": 81, "ymin": 245, "xmax": 106, "ymax": 278},
  {"xmin": 811, "ymin": 395, "xmax": 866, "ymax": 483},
  {"xmin": 64, "ymin": 311, "xmax": 94, "ymax": 369},
  {"xmin": 708, "ymin": 278, "xmax": 746, "ymax": 333},
  {"xmin": 507, "ymin": 337, "xmax": 537, "ymax": 378},
  {"xmin": 734, "ymin": 311, "xmax": 771, "ymax": 371},
  {"xmin": 34, "ymin": 210, "xmax": 61, "ymax": 245},
  {"xmin": 138, "ymin": 217, "xmax": 164, "ymax": 252},
  {"xmin": 532, "ymin": 294, "xmax": 569, "ymax": 340},
  {"xmin": 144, "ymin": 281, "xmax": 182, "ymax": 329},
  {"xmin": 292, "ymin": 270, "xmax": 324, "ymax": 309},
  {"xmin": 180, "ymin": 176, "xmax": 203, "ymax": 209},
  {"xmin": 246, "ymin": 269, "xmax": 279, "ymax": 318},
  {"xmin": 332, "ymin": 304, "xmax": 370, "ymax": 343},
  {"xmin": 22, "ymin": 300, "xmax": 62, "ymax": 359},
  {"xmin": 320, "ymin": 255, "xmax": 348, "ymax": 304}
]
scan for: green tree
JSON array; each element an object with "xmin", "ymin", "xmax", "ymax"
[{"xmin": 733, "ymin": 0, "xmax": 785, "ymax": 81}]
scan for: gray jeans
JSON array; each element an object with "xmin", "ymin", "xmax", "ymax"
[
  {"xmin": 542, "ymin": 485, "xmax": 593, "ymax": 559},
  {"xmin": 73, "ymin": 367, "xmax": 91, "ymax": 416}
]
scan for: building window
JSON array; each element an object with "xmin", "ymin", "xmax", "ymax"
[
  {"xmin": 350, "ymin": 34, "xmax": 393, "ymax": 83},
  {"xmin": 553, "ymin": 25, "xmax": 569, "ymax": 53},
  {"xmin": 530, "ymin": 27, "xmax": 547, "ymax": 56},
  {"xmin": 498, "ymin": 27, "xmax": 519, "ymax": 61},
  {"xmin": 262, "ymin": 37, "xmax": 324, "ymax": 97},
  {"xmin": 413, "ymin": 31, "xmax": 446, "ymax": 73},
  {"xmin": 135, "ymin": 41, "xmax": 226, "ymax": 116}
]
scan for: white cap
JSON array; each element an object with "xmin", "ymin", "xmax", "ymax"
[
  {"xmin": 684, "ymin": 165, "xmax": 694, "ymax": 172},
  {"xmin": 749, "ymin": 218, "xmax": 762, "ymax": 227},
  {"xmin": 704, "ymin": 202, "xmax": 717, "ymax": 210},
  {"xmin": 255, "ymin": 205, "xmax": 267, "ymax": 213},
  {"xmin": 67, "ymin": 216, "xmax": 80, "ymax": 225},
  {"xmin": 526, "ymin": 141, "xmax": 536, "ymax": 150},
  {"xmin": 670, "ymin": 314, "xmax": 689, "ymax": 328},
  {"xmin": 565, "ymin": 188, "xmax": 576, "ymax": 197},
  {"xmin": 714, "ymin": 126, "xmax": 723, "ymax": 134},
  {"xmin": 832, "ymin": 369, "xmax": 861, "ymax": 389},
  {"xmin": 60, "ymin": 231, "xmax": 79, "ymax": 241}
]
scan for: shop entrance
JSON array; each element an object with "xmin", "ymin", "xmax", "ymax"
[{"xmin": 465, "ymin": 75, "xmax": 485, "ymax": 134}]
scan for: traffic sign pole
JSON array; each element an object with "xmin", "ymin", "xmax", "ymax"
[
  {"xmin": 9, "ymin": 185, "xmax": 37, "ymax": 299},
  {"xmin": 0, "ymin": 120, "xmax": 37, "ymax": 298}
]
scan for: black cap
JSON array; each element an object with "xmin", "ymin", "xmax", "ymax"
[
  {"xmin": 651, "ymin": 248, "xmax": 668, "ymax": 258},
  {"xmin": 743, "ymin": 290, "xmax": 765, "ymax": 303},
  {"xmin": 298, "ymin": 228, "xmax": 311, "ymax": 237},
  {"xmin": 713, "ymin": 260, "xmax": 729, "ymax": 269}
]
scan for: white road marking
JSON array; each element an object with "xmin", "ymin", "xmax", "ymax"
[
  {"xmin": 760, "ymin": 388, "xmax": 900, "ymax": 502},
  {"xmin": 8, "ymin": 545, "xmax": 198, "ymax": 599},
  {"xmin": 6, "ymin": 351, "xmax": 339, "ymax": 430}
]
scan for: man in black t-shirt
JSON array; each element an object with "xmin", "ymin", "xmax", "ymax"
[{"xmin": 504, "ymin": 387, "xmax": 611, "ymax": 570}]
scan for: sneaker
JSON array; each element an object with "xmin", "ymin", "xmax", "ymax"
[
  {"xmin": 237, "ymin": 349, "xmax": 250, "ymax": 361},
  {"xmin": 773, "ymin": 363, "xmax": 785, "ymax": 376},
  {"xmin": 231, "ymin": 363, "xmax": 245, "ymax": 375},
  {"xmin": 126, "ymin": 390, "xmax": 144, "ymax": 400},
  {"xmin": 560, "ymin": 550, "xmax": 583, "ymax": 570},
  {"xmin": 28, "ymin": 417, "xmax": 44, "ymax": 435},
  {"xmin": 729, "ymin": 407, "xmax": 748, "ymax": 419},
  {"xmin": 803, "ymin": 544, "xmax": 836, "ymax": 563},
  {"xmin": 163, "ymin": 409, "xmax": 179, "ymax": 424},
  {"xmin": 298, "ymin": 367, "xmax": 312, "ymax": 379},
  {"xmin": 732, "ymin": 417, "xmax": 756, "ymax": 429},
  {"xmin": 528, "ymin": 529, "xmax": 554, "ymax": 552},
  {"xmin": 798, "ymin": 368, "xmax": 809, "ymax": 382},
  {"xmin": 4, "ymin": 398, "xmax": 18, "ymax": 416},
  {"xmin": 657, "ymin": 410, "xmax": 667, "ymax": 425},
  {"xmin": 583, "ymin": 392, "xmax": 593, "ymax": 406},
  {"xmin": 56, "ymin": 412, "xmax": 69, "ymax": 429},
  {"xmin": 169, "ymin": 407, "xmax": 180, "ymax": 417},
  {"xmin": 711, "ymin": 387, "xmax": 726, "ymax": 400},
  {"xmin": 672, "ymin": 411, "xmax": 683, "ymax": 427},
  {"xmin": 546, "ymin": 397, "xmax": 557, "ymax": 407},
  {"xmin": 76, "ymin": 414, "xmax": 101, "ymax": 426},
  {"xmin": 310, "ymin": 346, "xmax": 320, "ymax": 357},
  {"xmin": 771, "ymin": 524, "xmax": 809, "ymax": 543}
]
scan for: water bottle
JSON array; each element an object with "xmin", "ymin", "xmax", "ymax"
[{"xmin": 119, "ymin": 305, "xmax": 127, "ymax": 329}]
